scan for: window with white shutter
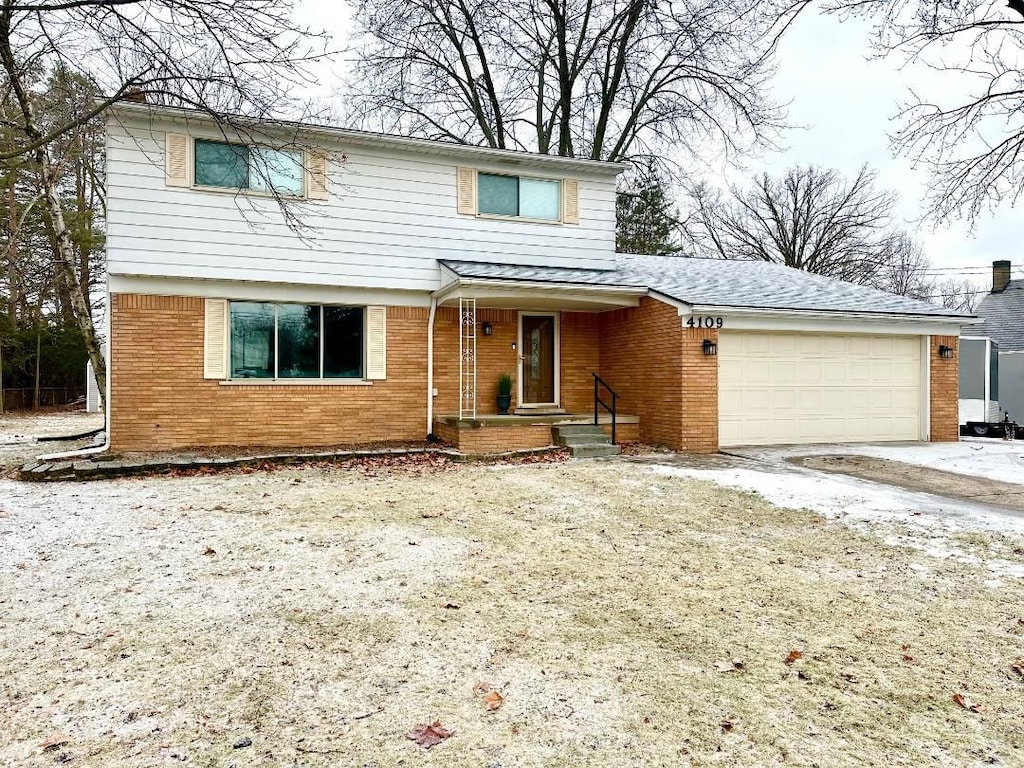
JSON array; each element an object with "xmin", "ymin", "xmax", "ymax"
[
  {"xmin": 365, "ymin": 306, "xmax": 387, "ymax": 380},
  {"xmin": 203, "ymin": 299, "xmax": 229, "ymax": 379}
]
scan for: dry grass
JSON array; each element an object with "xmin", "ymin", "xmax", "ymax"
[{"xmin": 1, "ymin": 460, "xmax": 1023, "ymax": 767}]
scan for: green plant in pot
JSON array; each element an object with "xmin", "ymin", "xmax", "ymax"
[{"xmin": 497, "ymin": 373, "xmax": 514, "ymax": 415}]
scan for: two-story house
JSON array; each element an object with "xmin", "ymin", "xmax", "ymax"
[{"xmin": 104, "ymin": 102, "xmax": 971, "ymax": 454}]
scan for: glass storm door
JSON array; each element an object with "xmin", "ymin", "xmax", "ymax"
[{"xmin": 521, "ymin": 314, "xmax": 556, "ymax": 405}]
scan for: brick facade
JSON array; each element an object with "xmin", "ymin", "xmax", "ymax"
[
  {"xmin": 109, "ymin": 292, "xmax": 958, "ymax": 454},
  {"xmin": 110, "ymin": 295, "xmax": 430, "ymax": 451},
  {"xmin": 598, "ymin": 297, "xmax": 718, "ymax": 453},
  {"xmin": 929, "ymin": 335, "xmax": 960, "ymax": 442}
]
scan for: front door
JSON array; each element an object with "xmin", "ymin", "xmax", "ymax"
[{"xmin": 520, "ymin": 313, "xmax": 558, "ymax": 405}]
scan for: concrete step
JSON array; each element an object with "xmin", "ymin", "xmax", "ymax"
[
  {"xmin": 556, "ymin": 432, "xmax": 612, "ymax": 447},
  {"xmin": 514, "ymin": 407, "xmax": 566, "ymax": 416},
  {"xmin": 568, "ymin": 443, "xmax": 621, "ymax": 458},
  {"xmin": 553, "ymin": 424, "xmax": 608, "ymax": 437}
]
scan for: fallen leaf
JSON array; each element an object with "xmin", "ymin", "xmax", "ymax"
[
  {"xmin": 406, "ymin": 720, "xmax": 453, "ymax": 749},
  {"xmin": 840, "ymin": 672, "xmax": 859, "ymax": 684},
  {"xmin": 203, "ymin": 547, "xmax": 216, "ymax": 556},
  {"xmin": 713, "ymin": 659, "xmax": 743, "ymax": 673},
  {"xmin": 902, "ymin": 654, "xmax": 915, "ymax": 663},
  {"xmin": 420, "ymin": 510, "xmax": 443, "ymax": 519},
  {"xmin": 952, "ymin": 693, "xmax": 983, "ymax": 713},
  {"xmin": 1012, "ymin": 659, "xmax": 1024, "ymax": 676},
  {"xmin": 441, "ymin": 601, "xmax": 461, "ymax": 610},
  {"xmin": 39, "ymin": 733, "xmax": 71, "ymax": 752},
  {"xmin": 473, "ymin": 682, "xmax": 505, "ymax": 710},
  {"xmin": 720, "ymin": 717, "xmax": 735, "ymax": 732},
  {"xmin": 0, "ymin": 509, "xmax": 9, "ymax": 518},
  {"xmin": 784, "ymin": 650, "xmax": 803, "ymax": 666},
  {"xmin": 797, "ymin": 670, "xmax": 812, "ymax": 681}
]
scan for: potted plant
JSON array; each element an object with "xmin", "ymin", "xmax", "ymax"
[{"xmin": 497, "ymin": 373, "xmax": 514, "ymax": 415}]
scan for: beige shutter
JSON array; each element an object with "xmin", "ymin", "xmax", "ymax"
[
  {"xmin": 456, "ymin": 167, "xmax": 476, "ymax": 215},
  {"xmin": 306, "ymin": 150, "xmax": 329, "ymax": 200},
  {"xmin": 165, "ymin": 133, "xmax": 190, "ymax": 187},
  {"xmin": 203, "ymin": 299, "xmax": 229, "ymax": 379},
  {"xmin": 365, "ymin": 306, "xmax": 387, "ymax": 380},
  {"xmin": 562, "ymin": 179, "xmax": 579, "ymax": 224}
]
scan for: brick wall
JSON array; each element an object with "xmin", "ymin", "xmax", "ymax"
[
  {"xmin": 930, "ymin": 335, "xmax": 960, "ymax": 442},
  {"xmin": 110, "ymin": 294, "xmax": 429, "ymax": 451},
  {"xmin": 597, "ymin": 297, "xmax": 718, "ymax": 453},
  {"xmin": 111, "ymin": 296, "xmax": 635, "ymax": 453},
  {"xmin": 431, "ymin": 308, "xmax": 599, "ymax": 416}
]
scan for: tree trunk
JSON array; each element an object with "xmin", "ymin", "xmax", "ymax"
[
  {"xmin": 36, "ymin": 149, "xmax": 106, "ymax": 406},
  {"xmin": 33, "ymin": 327, "xmax": 40, "ymax": 410}
]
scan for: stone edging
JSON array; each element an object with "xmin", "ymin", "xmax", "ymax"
[{"xmin": 19, "ymin": 445, "xmax": 565, "ymax": 482}]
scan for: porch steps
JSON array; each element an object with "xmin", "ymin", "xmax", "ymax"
[{"xmin": 552, "ymin": 424, "xmax": 620, "ymax": 458}]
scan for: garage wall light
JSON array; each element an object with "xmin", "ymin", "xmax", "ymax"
[
  {"xmin": 481, "ymin": 321, "xmax": 494, "ymax": 336},
  {"xmin": 939, "ymin": 344, "xmax": 954, "ymax": 359},
  {"xmin": 702, "ymin": 339, "xmax": 717, "ymax": 356}
]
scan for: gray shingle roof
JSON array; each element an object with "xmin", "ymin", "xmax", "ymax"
[
  {"xmin": 976, "ymin": 279, "xmax": 1024, "ymax": 350},
  {"xmin": 440, "ymin": 255, "xmax": 972, "ymax": 319}
]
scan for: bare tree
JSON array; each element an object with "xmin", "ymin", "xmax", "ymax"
[
  {"xmin": 820, "ymin": 0, "xmax": 1024, "ymax": 224},
  {"xmin": 685, "ymin": 165, "xmax": 927, "ymax": 289},
  {"xmin": 345, "ymin": 0, "xmax": 804, "ymax": 164},
  {"xmin": 929, "ymin": 276, "xmax": 983, "ymax": 313},
  {"xmin": 0, "ymin": 0, "xmax": 329, "ymax": 406}
]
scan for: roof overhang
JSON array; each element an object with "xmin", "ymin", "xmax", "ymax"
[
  {"xmin": 107, "ymin": 102, "xmax": 628, "ymax": 176},
  {"xmin": 433, "ymin": 276, "xmax": 645, "ymax": 311}
]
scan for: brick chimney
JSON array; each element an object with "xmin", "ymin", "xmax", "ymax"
[
  {"xmin": 992, "ymin": 260, "xmax": 1011, "ymax": 293},
  {"xmin": 122, "ymin": 87, "xmax": 147, "ymax": 104}
]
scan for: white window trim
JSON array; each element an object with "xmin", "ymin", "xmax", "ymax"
[
  {"xmin": 476, "ymin": 171, "xmax": 563, "ymax": 224},
  {"xmin": 192, "ymin": 138, "xmax": 308, "ymax": 200},
  {"xmin": 227, "ymin": 301, "xmax": 369, "ymax": 383},
  {"xmin": 517, "ymin": 310, "xmax": 560, "ymax": 407}
]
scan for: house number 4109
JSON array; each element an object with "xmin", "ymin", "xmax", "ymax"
[{"xmin": 686, "ymin": 316, "xmax": 724, "ymax": 329}]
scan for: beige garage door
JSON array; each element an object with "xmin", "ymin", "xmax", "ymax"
[{"xmin": 718, "ymin": 331, "xmax": 922, "ymax": 447}]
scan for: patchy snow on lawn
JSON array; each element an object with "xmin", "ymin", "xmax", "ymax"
[
  {"xmin": 645, "ymin": 459, "xmax": 1024, "ymax": 577},
  {"xmin": 742, "ymin": 439, "xmax": 1024, "ymax": 486}
]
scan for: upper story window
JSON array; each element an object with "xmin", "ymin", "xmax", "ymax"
[
  {"xmin": 457, "ymin": 166, "xmax": 578, "ymax": 224},
  {"xmin": 194, "ymin": 139, "xmax": 304, "ymax": 196},
  {"xmin": 477, "ymin": 172, "xmax": 560, "ymax": 220}
]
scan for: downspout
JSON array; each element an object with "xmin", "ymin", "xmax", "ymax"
[
  {"xmin": 38, "ymin": 286, "xmax": 113, "ymax": 462},
  {"xmin": 426, "ymin": 295, "xmax": 437, "ymax": 437}
]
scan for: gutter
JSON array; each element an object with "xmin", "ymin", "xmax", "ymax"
[
  {"xmin": 107, "ymin": 102, "xmax": 629, "ymax": 175},
  {"xmin": 686, "ymin": 304, "xmax": 979, "ymax": 325},
  {"xmin": 432, "ymin": 277, "xmax": 646, "ymax": 302}
]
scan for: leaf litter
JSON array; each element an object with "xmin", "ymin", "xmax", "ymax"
[{"xmin": 0, "ymin": 457, "xmax": 1023, "ymax": 766}]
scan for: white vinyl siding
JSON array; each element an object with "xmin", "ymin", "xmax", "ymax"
[
  {"xmin": 106, "ymin": 117, "xmax": 617, "ymax": 291},
  {"xmin": 719, "ymin": 331, "xmax": 922, "ymax": 446}
]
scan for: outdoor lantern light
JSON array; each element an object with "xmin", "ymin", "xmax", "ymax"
[
  {"xmin": 482, "ymin": 321, "xmax": 493, "ymax": 336},
  {"xmin": 939, "ymin": 344, "xmax": 954, "ymax": 359},
  {"xmin": 702, "ymin": 339, "xmax": 718, "ymax": 356}
]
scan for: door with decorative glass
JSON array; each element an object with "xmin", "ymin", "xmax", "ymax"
[{"xmin": 519, "ymin": 313, "xmax": 558, "ymax": 405}]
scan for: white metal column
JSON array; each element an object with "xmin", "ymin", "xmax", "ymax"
[{"xmin": 459, "ymin": 298, "xmax": 477, "ymax": 418}]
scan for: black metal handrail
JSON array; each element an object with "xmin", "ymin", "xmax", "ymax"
[{"xmin": 592, "ymin": 373, "xmax": 618, "ymax": 444}]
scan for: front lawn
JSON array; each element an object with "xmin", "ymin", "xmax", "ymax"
[{"xmin": 1, "ymin": 459, "xmax": 1022, "ymax": 766}]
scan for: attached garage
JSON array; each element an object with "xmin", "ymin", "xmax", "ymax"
[{"xmin": 718, "ymin": 331, "xmax": 924, "ymax": 447}]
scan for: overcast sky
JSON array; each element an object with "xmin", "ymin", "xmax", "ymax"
[{"xmin": 297, "ymin": 1, "xmax": 1019, "ymax": 289}]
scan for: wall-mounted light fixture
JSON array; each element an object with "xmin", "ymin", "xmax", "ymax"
[
  {"xmin": 481, "ymin": 321, "xmax": 493, "ymax": 336},
  {"xmin": 702, "ymin": 339, "xmax": 718, "ymax": 356},
  {"xmin": 939, "ymin": 344, "xmax": 954, "ymax": 359}
]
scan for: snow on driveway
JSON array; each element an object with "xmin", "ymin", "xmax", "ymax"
[
  {"xmin": 736, "ymin": 439, "xmax": 1024, "ymax": 486},
  {"xmin": 639, "ymin": 443, "xmax": 1024, "ymax": 577}
]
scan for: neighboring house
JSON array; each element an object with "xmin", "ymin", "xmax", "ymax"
[
  {"xmin": 972, "ymin": 261, "xmax": 1024, "ymax": 423},
  {"xmin": 104, "ymin": 102, "xmax": 973, "ymax": 454}
]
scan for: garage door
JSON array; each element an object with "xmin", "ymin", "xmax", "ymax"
[{"xmin": 718, "ymin": 332, "xmax": 922, "ymax": 447}]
